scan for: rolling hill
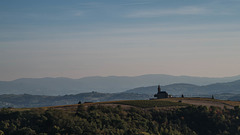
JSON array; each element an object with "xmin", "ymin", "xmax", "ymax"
[{"xmin": 0, "ymin": 92, "xmax": 151, "ymax": 108}]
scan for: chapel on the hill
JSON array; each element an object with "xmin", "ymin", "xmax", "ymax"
[{"xmin": 154, "ymin": 85, "xmax": 169, "ymax": 99}]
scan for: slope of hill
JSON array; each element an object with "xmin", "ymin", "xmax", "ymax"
[
  {"xmin": 0, "ymin": 92, "xmax": 151, "ymax": 108},
  {"xmin": 1, "ymin": 74, "xmax": 240, "ymax": 95}
]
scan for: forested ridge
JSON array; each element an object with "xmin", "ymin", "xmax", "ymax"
[{"xmin": 1, "ymin": 103, "xmax": 240, "ymax": 135}]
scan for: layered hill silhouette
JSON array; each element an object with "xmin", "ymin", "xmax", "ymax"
[{"xmin": 1, "ymin": 74, "xmax": 240, "ymax": 95}]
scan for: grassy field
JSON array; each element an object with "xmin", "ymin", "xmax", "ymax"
[
  {"xmin": 161, "ymin": 97, "xmax": 240, "ymax": 109},
  {"xmin": 98, "ymin": 97, "xmax": 240, "ymax": 109},
  {"xmin": 4, "ymin": 97, "xmax": 240, "ymax": 112},
  {"xmin": 107, "ymin": 100, "xmax": 188, "ymax": 108}
]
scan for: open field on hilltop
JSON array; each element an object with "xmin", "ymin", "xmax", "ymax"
[
  {"xmin": 107, "ymin": 100, "xmax": 188, "ymax": 108},
  {"xmin": 92, "ymin": 98, "xmax": 240, "ymax": 109},
  {"xmin": 30, "ymin": 97, "xmax": 240, "ymax": 112},
  {"xmin": 160, "ymin": 97, "xmax": 240, "ymax": 109},
  {"xmin": 6, "ymin": 97, "xmax": 240, "ymax": 112}
]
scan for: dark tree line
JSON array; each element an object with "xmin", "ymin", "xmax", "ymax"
[{"xmin": 1, "ymin": 105, "xmax": 240, "ymax": 135}]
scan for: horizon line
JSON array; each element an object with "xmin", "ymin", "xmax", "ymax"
[{"xmin": 1, "ymin": 73, "xmax": 240, "ymax": 82}]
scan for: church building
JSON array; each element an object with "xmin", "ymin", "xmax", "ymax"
[{"xmin": 154, "ymin": 85, "xmax": 168, "ymax": 99}]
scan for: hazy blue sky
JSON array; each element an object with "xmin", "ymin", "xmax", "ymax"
[{"xmin": 1, "ymin": 0, "xmax": 240, "ymax": 81}]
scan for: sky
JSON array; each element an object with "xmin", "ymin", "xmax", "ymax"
[{"xmin": 0, "ymin": 0, "xmax": 240, "ymax": 81}]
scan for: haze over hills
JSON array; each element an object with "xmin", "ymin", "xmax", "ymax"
[{"xmin": 1, "ymin": 74, "xmax": 240, "ymax": 95}]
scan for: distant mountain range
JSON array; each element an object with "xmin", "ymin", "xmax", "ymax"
[{"xmin": 1, "ymin": 74, "xmax": 240, "ymax": 95}]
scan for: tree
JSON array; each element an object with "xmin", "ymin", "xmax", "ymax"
[
  {"xmin": 0, "ymin": 130, "xmax": 4, "ymax": 135},
  {"xmin": 17, "ymin": 127, "xmax": 36, "ymax": 135}
]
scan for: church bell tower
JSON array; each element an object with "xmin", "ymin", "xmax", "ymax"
[{"xmin": 158, "ymin": 85, "xmax": 161, "ymax": 93}]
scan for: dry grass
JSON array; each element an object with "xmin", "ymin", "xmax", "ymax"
[
  {"xmin": 4, "ymin": 98, "xmax": 240, "ymax": 112},
  {"xmin": 107, "ymin": 100, "xmax": 187, "ymax": 108},
  {"xmin": 161, "ymin": 97, "xmax": 240, "ymax": 109}
]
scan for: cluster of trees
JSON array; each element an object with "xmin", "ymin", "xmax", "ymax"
[{"xmin": 1, "ymin": 104, "xmax": 240, "ymax": 135}]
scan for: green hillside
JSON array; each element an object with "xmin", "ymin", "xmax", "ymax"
[{"xmin": 1, "ymin": 98, "xmax": 240, "ymax": 135}]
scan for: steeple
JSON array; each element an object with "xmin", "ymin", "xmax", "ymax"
[{"xmin": 158, "ymin": 85, "xmax": 161, "ymax": 93}]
